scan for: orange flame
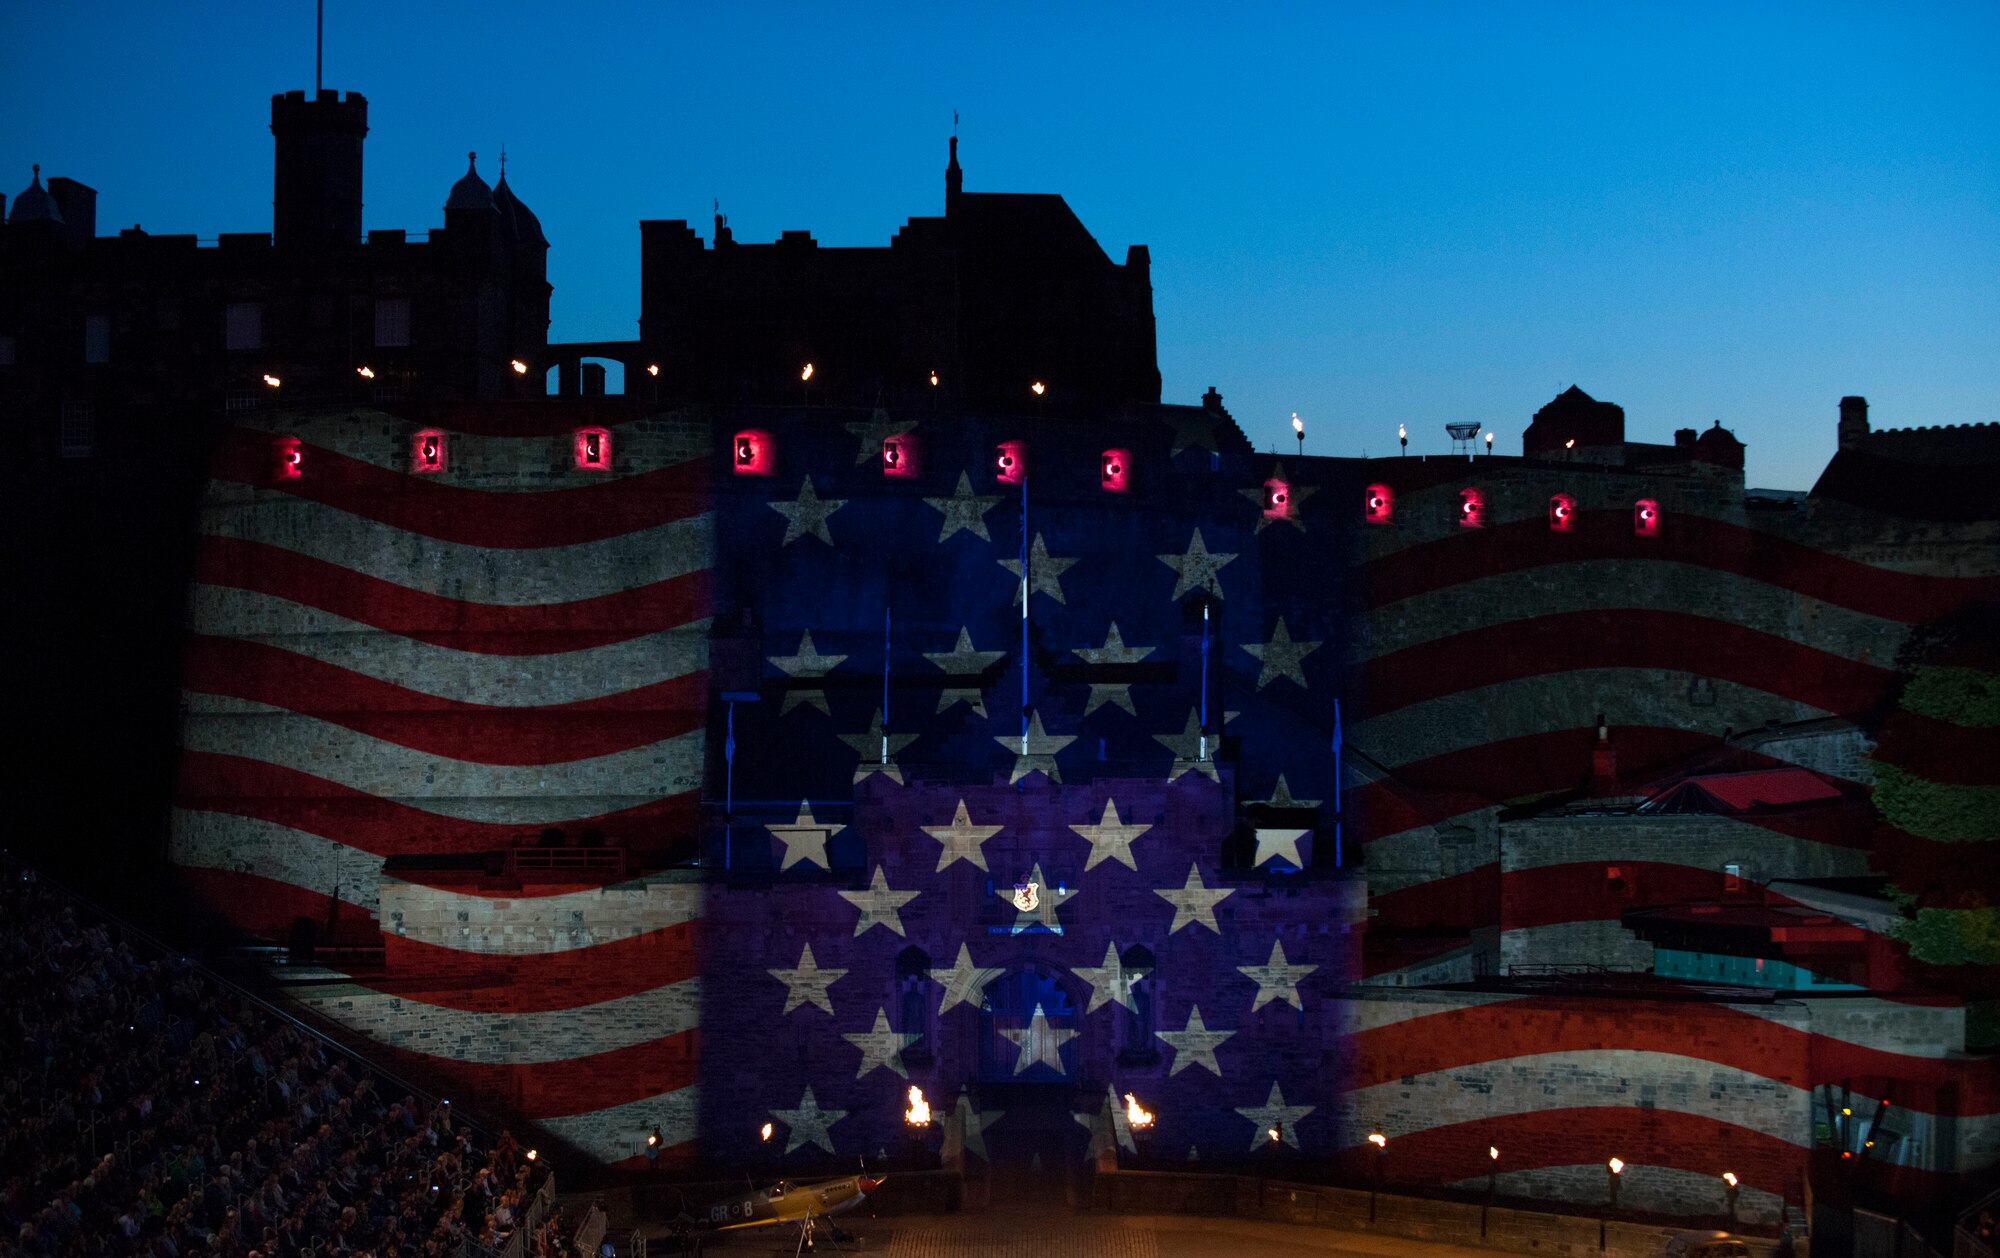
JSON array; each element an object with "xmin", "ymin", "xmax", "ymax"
[
  {"xmin": 1124, "ymin": 1093, "xmax": 1154, "ymax": 1129},
  {"xmin": 905, "ymin": 1086, "xmax": 931, "ymax": 1126}
]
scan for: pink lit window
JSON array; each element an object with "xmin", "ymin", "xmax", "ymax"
[
  {"xmin": 733, "ymin": 429, "xmax": 773, "ymax": 476},
  {"xmin": 274, "ymin": 436, "xmax": 303, "ymax": 482},
  {"xmin": 1549, "ymin": 493, "xmax": 1576, "ymax": 532},
  {"xmin": 996, "ymin": 440, "xmax": 1026, "ymax": 485},
  {"xmin": 413, "ymin": 430, "xmax": 447, "ymax": 474},
  {"xmin": 1364, "ymin": 483, "xmax": 1393, "ymax": 524},
  {"xmin": 883, "ymin": 435, "xmax": 919, "ymax": 478},
  {"xmin": 1634, "ymin": 498, "xmax": 1660, "ymax": 537},
  {"xmin": 1100, "ymin": 448, "xmax": 1131, "ymax": 493},
  {"xmin": 574, "ymin": 427, "xmax": 612, "ymax": 471},
  {"xmin": 1262, "ymin": 478, "xmax": 1292, "ymax": 521},
  {"xmin": 1458, "ymin": 487, "xmax": 1485, "ymax": 528}
]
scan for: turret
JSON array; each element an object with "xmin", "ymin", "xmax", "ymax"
[
  {"xmin": 270, "ymin": 89, "xmax": 368, "ymax": 249},
  {"xmin": 1839, "ymin": 395, "xmax": 1870, "ymax": 451},
  {"xmin": 946, "ymin": 134, "xmax": 963, "ymax": 213}
]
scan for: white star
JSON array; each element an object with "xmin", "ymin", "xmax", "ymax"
[
  {"xmin": 925, "ymin": 627, "xmax": 1007, "ymax": 716},
  {"xmin": 1240, "ymin": 617, "xmax": 1321, "ymax": 690},
  {"xmin": 837, "ymin": 866, "xmax": 919, "ymax": 937},
  {"xmin": 994, "ymin": 861, "xmax": 1073, "ymax": 932},
  {"xmin": 925, "ymin": 471, "xmax": 1003, "ymax": 543},
  {"xmin": 1163, "ymin": 407, "xmax": 1222, "ymax": 458},
  {"xmin": 923, "ymin": 799, "xmax": 1004, "ymax": 873},
  {"xmin": 844, "ymin": 410, "xmax": 918, "ymax": 464},
  {"xmin": 1235, "ymin": 1081, "xmax": 1313, "ymax": 1151},
  {"xmin": 1155, "ymin": 1005, "xmax": 1233, "ymax": 1077},
  {"xmin": 1154, "ymin": 863, "xmax": 1233, "ymax": 935},
  {"xmin": 768, "ymin": 943, "xmax": 848, "ymax": 1015},
  {"xmin": 1154, "ymin": 709, "xmax": 1220, "ymax": 783},
  {"xmin": 1074, "ymin": 1084, "xmax": 1136, "ymax": 1158},
  {"xmin": 995, "ymin": 710, "xmax": 1075, "ymax": 784},
  {"xmin": 768, "ymin": 476, "xmax": 846, "ymax": 546},
  {"xmin": 768, "ymin": 630, "xmax": 847, "ymax": 714},
  {"xmin": 1157, "ymin": 527, "xmax": 1237, "ymax": 601},
  {"xmin": 1073, "ymin": 941, "xmax": 1140, "ymax": 1014},
  {"xmin": 935, "ymin": 943, "xmax": 1004, "ymax": 1015},
  {"xmin": 1071, "ymin": 622, "xmax": 1153, "ymax": 716},
  {"xmin": 771, "ymin": 1086, "xmax": 847, "ymax": 1156},
  {"xmin": 999, "ymin": 533, "xmax": 1078, "ymax": 605},
  {"xmin": 941, "ymin": 1086, "xmax": 1001, "ymax": 1163},
  {"xmin": 838, "ymin": 708, "xmax": 917, "ymax": 784},
  {"xmin": 1254, "ymin": 774, "xmax": 1321, "ymax": 810},
  {"xmin": 842, "ymin": 1007, "xmax": 918, "ymax": 1079},
  {"xmin": 767, "ymin": 800, "xmax": 843, "ymax": 871},
  {"xmin": 1002, "ymin": 1002, "xmax": 1078, "ymax": 1075},
  {"xmin": 1251, "ymin": 828, "xmax": 1310, "ymax": 870},
  {"xmin": 1237, "ymin": 939, "xmax": 1318, "ymax": 1012},
  {"xmin": 1238, "ymin": 460, "xmax": 1316, "ymax": 533},
  {"xmin": 1069, "ymin": 799, "xmax": 1153, "ymax": 872}
]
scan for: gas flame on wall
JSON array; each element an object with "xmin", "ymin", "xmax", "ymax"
[
  {"xmin": 1124, "ymin": 1093, "xmax": 1155, "ymax": 1129},
  {"xmin": 905, "ymin": 1086, "xmax": 931, "ymax": 1126}
]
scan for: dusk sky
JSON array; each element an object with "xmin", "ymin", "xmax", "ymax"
[{"xmin": 5, "ymin": 2, "xmax": 1994, "ymax": 490}]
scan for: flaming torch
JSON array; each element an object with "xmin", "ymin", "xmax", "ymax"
[{"xmin": 904, "ymin": 1086, "xmax": 931, "ymax": 1128}]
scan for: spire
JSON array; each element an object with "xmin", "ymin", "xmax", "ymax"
[
  {"xmin": 8, "ymin": 164, "xmax": 63, "ymax": 225},
  {"xmin": 945, "ymin": 118, "xmax": 962, "ymax": 213},
  {"xmin": 445, "ymin": 151, "xmax": 495, "ymax": 212}
]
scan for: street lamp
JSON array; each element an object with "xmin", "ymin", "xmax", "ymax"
[
  {"xmin": 1484, "ymin": 430, "xmax": 1494, "ymax": 456},
  {"xmin": 1398, "ymin": 423, "xmax": 1408, "ymax": 457},
  {"xmin": 1368, "ymin": 1131, "xmax": 1388, "ymax": 1222},
  {"xmin": 1292, "ymin": 412, "xmax": 1304, "ymax": 457},
  {"xmin": 801, "ymin": 362, "xmax": 814, "ymax": 408},
  {"xmin": 1483, "ymin": 1145, "xmax": 1499, "ymax": 1237},
  {"xmin": 1722, "ymin": 1172, "xmax": 1739, "ymax": 1223},
  {"xmin": 1602, "ymin": 1157, "xmax": 1624, "ymax": 1250}
]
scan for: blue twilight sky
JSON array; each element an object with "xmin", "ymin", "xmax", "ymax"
[{"xmin": 5, "ymin": 2, "xmax": 1995, "ymax": 489}]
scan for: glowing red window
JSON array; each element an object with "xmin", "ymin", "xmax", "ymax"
[
  {"xmin": 1634, "ymin": 498, "xmax": 1661, "ymax": 537},
  {"xmin": 412, "ymin": 430, "xmax": 447, "ymax": 474},
  {"xmin": 733, "ymin": 428, "xmax": 773, "ymax": 476},
  {"xmin": 1364, "ymin": 483, "xmax": 1393, "ymax": 524},
  {"xmin": 1100, "ymin": 448, "xmax": 1131, "ymax": 493},
  {"xmin": 274, "ymin": 436, "xmax": 303, "ymax": 482},
  {"xmin": 574, "ymin": 427, "xmax": 611, "ymax": 471},
  {"xmin": 883, "ymin": 435, "xmax": 919, "ymax": 479},
  {"xmin": 995, "ymin": 440, "xmax": 1026, "ymax": 485},
  {"xmin": 1263, "ymin": 478, "xmax": 1292, "ymax": 520},
  {"xmin": 1458, "ymin": 487, "xmax": 1485, "ymax": 528},
  {"xmin": 1549, "ymin": 493, "xmax": 1576, "ymax": 532}
]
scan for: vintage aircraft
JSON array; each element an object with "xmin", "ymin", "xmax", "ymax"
[{"xmin": 666, "ymin": 1170, "xmax": 883, "ymax": 1253}]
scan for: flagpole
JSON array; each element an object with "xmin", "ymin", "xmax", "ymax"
[{"xmin": 1019, "ymin": 470, "xmax": 1029, "ymax": 755}]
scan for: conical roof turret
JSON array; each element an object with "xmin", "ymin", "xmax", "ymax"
[
  {"xmin": 8, "ymin": 165, "xmax": 63, "ymax": 224},
  {"xmin": 444, "ymin": 152, "xmax": 496, "ymax": 212}
]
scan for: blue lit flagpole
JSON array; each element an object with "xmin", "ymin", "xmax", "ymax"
[
  {"xmin": 1019, "ymin": 467, "xmax": 1030, "ymax": 754},
  {"xmin": 1332, "ymin": 697, "xmax": 1344, "ymax": 867},
  {"xmin": 1199, "ymin": 603, "xmax": 1211, "ymax": 761},
  {"xmin": 883, "ymin": 604, "xmax": 892, "ymax": 763}
]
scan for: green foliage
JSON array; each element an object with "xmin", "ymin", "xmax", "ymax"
[
  {"xmin": 1892, "ymin": 905, "xmax": 2000, "ymax": 967},
  {"xmin": 1899, "ymin": 665, "xmax": 2000, "ymax": 727},
  {"xmin": 1873, "ymin": 763, "xmax": 2000, "ymax": 843}
]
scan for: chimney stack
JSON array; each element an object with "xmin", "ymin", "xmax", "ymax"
[{"xmin": 1838, "ymin": 396, "xmax": 1870, "ymax": 452}]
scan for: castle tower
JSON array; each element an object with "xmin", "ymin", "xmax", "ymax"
[
  {"xmin": 946, "ymin": 134, "xmax": 963, "ymax": 213},
  {"xmin": 270, "ymin": 88, "xmax": 368, "ymax": 249},
  {"xmin": 1839, "ymin": 395, "xmax": 1870, "ymax": 451}
]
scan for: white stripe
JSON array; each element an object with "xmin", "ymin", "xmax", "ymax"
[
  {"xmin": 179, "ymin": 700, "xmax": 703, "ymax": 824},
  {"xmin": 288, "ymin": 978, "xmax": 700, "ymax": 1063},
  {"xmin": 1458, "ymin": 1165, "xmax": 1787, "ymax": 1224},
  {"xmin": 1358, "ymin": 560, "xmax": 1904, "ymax": 664},
  {"xmin": 1732, "ymin": 997, "xmax": 1971, "ymax": 1059},
  {"xmin": 1331, "ymin": 990, "xmax": 1521, "ymax": 1036},
  {"xmin": 1499, "ymin": 921, "xmax": 1656, "ymax": 973},
  {"xmin": 197, "ymin": 498, "xmax": 712, "ymax": 605},
  {"xmin": 1351, "ymin": 670, "xmax": 1832, "ymax": 769},
  {"xmin": 170, "ymin": 810, "xmax": 386, "ymax": 911},
  {"xmin": 537, "ymin": 1085, "xmax": 703, "ymax": 1162},
  {"xmin": 191, "ymin": 586, "xmax": 711, "ymax": 704},
  {"xmin": 378, "ymin": 876, "xmax": 706, "ymax": 955}
]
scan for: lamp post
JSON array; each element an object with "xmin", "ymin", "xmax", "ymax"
[
  {"xmin": 1368, "ymin": 1131, "xmax": 1388, "ymax": 1222},
  {"xmin": 1293, "ymin": 412, "xmax": 1304, "ymax": 457},
  {"xmin": 1602, "ymin": 1157, "xmax": 1624, "ymax": 1249},
  {"xmin": 801, "ymin": 362, "xmax": 814, "ymax": 408},
  {"xmin": 1722, "ymin": 1172, "xmax": 1739, "ymax": 1225},
  {"xmin": 904, "ymin": 1086, "xmax": 933, "ymax": 1170},
  {"xmin": 1031, "ymin": 380, "xmax": 1045, "ymax": 416},
  {"xmin": 1484, "ymin": 430, "xmax": 1494, "ymax": 457},
  {"xmin": 1483, "ymin": 1145, "xmax": 1499, "ymax": 1237},
  {"xmin": 1398, "ymin": 424, "xmax": 1407, "ymax": 457}
]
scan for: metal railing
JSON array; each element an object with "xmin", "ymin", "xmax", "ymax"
[{"xmin": 1956, "ymin": 1187, "xmax": 2000, "ymax": 1258}]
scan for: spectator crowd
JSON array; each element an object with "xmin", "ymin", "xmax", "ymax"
[{"xmin": 1, "ymin": 863, "xmax": 577, "ymax": 1258}]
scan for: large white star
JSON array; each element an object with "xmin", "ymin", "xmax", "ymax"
[
  {"xmin": 1254, "ymin": 774, "xmax": 1322, "ymax": 809},
  {"xmin": 844, "ymin": 410, "xmax": 918, "ymax": 464},
  {"xmin": 1001, "ymin": 1002, "xmax": 1077, "ymax": 1075},
  {"xmin": 837, "ymin": 866, "xmax": 919, "ymax": 937},
  {"xmin": 1155, "ymin": 1005, "xmax": 1233, "ymax": 1076},
  {"xmin": 768, "ymin": 630, "xmax": 847, "ymax": 714},
  {"xmin": 999, "ymin": 533, "xmax": 1078, "ymax": 605},
  {"xmin": 1235, "ymin": 1081, "xmax": 1313, "ymax": 1151},
  {"xmin": 1071, "ymin": 622, "xmax": 1153, "ymax": 715},
  {"xmin": 838, "ymin": 708, "xmax": 917, "ymax": 784},
  {"xmin": 1240, "ymin": 617, "xmax": 1321, "ymax": 690},
  {"xmin": 771, "ymin": 1086, "xmax": 847, "ymax": 1156},
  {"xmin": 768, "ymin": 942, "xmax": 848, "ymax": 1015},
  {"xmin": 1154, "ymin": 709, "xmax": 1220, "ymax": 783},
  {"xmin": 1154, "ymin": 863, "xmax": 1233, "ymax": 935},
  {"xmin": 1073, "ymin": 940, "xmax": 1140, "ymax": 1014},
  {"xmin": 1157, "ymin": 527, "xmax": 1237, "ymax": 601},
  {"xmin": 925, "ymin": 626, "xmax": 1007, "ymax": 716},
  {"xmin": 842, "ymin": 1007, "xmax": 918, "ymax": 1079},
  {"xmin": 1069, "ymin": 799, "xmax": 1153, "ymax": 872},
  {"xmin": 934, "ymin": 943, "xmax": 1004, "ymax": 1015},
  {"xmin": 995, "ymin": 710, "xmax": 1075, "ymax": 783},
  {"xmin": 925, "ymin": 471, "xmax": 1003, "ymax": 543},
  {"xmin": 768, "ymin": 476, "xmax": 846, "ymax": 546},
  {"xmin": 994, "ymin": 861, "xmax": 1073, "ymax": 932},
  {"xmin": 941, "ymin": 1086, "xmax": 1001, "ymax": 1163},
  {"xmin": 1237, "ymin": 939, "xmax": 1318, "ymax": 1012},
  {"xmin": 1074, "ymin": 1084, "xmax": 1137, "ymax": 1158},
  {"xmin": 1163, "ymin": 407, "xmax": 1223, "ymax": 458},
  {"xmin": 1238, "ymin": 460, "xmax": 1317, "ymax": 533},
  {"xmin": 923, "ymin": 799, "xmax": 1004, "ymax": 872},
  {"xmin": 1251, "ymin": 828, "xmax": 1310, "ymax": 870},
  {"xmin": 767, "ymin": 800, "xmax": 843, "ymax": 871}
]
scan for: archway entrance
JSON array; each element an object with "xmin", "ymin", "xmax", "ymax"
[{"xmin": 979, "ymin": 965, "xmax": 1077, "ymax": 1082}]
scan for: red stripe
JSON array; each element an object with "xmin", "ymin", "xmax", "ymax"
[
  {"xmin": 1362, "ymin": 508, "xmax": 2000, "ymax": 622},
  {"xmin": 217, "ymin": 429, "xmax": 708, "ymax": 549},
  {"xmin": 183, "ymin": 636, "xmax": 706, "ymax": 765},
  {"xmin": 194, "ymin": 537, "xmax": 711, "ymax": 654},
  {"xmin": 174, "ymin": 867, "xmax": 384, "ymax": 947},
  {"xmin": 378, "ymin": 922, "xmax": 702, "ymax": 1014},
  {"xmin": 381, "ymin": 399, "xmax": 642, "ymax": 438},
  {"xmin": 1870, "ymin": 712, "xmax": 2000, "ymax": 785},
  {"xmin": 175, "ymin": 752, "xmax": 697, "ymax": 864},
  {"xmin": 607, "ymin": 1141, "xmax": 699, "ymax": 1172},
  {"xmin": 1500, "ymin": 860, "xmax": 1818, "ymax": 933},
  {"xmin": 1359, "ymin": 611, "xmax": 1896, "ymax": 719},
  {"xmin": 363, "ymin": 1030, "xmax": 701, "ymax": 1120}
]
